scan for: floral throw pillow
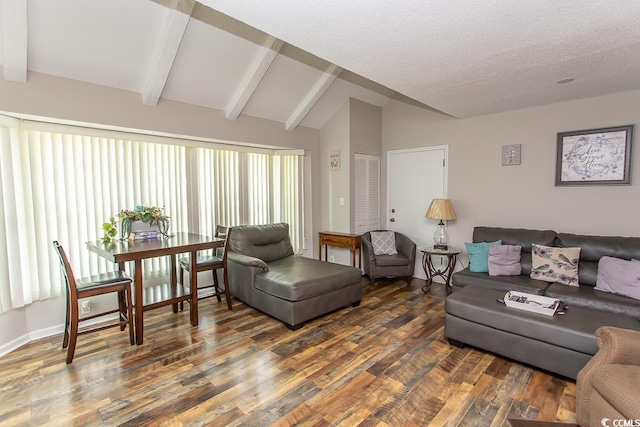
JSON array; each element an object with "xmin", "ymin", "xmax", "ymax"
[{"xmin": 530, "ymin": 244, "xmax": 581, "ymax": 286}]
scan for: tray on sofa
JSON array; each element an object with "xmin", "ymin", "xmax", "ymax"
[{"xmin": 504, "ymin": 291, "xmax": 560, "ymax": 316}]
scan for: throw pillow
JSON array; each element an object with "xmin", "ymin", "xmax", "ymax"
[
  {"xmin": 530, "ymin": 244, "xmax": 580, "ymax": 286},
  {"xmin": 595, "ymin": 256, "xmax": 640, "ymax": 301},
  {"xmin": 370, "ymin": 231, "xmax": 398, "ymax": 255},
  {"xmin": 465, "ymin": 240, "xmax": 502, "ymax": 273},
  {"xmin": 488, "ymin": 245, "xmax": 522, "ymax": 276}
]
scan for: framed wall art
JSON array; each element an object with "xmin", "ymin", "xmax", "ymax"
[
  {"xmin": 555, "ymin": 125, "xmax": 634, "ymax": 186},
  {"xmin": 502, "ymin": 144, "xmax": 521, "ymax": 166},
  {"xmin": 329, "ymin": 150, "xmax": 340, "ymax": 171}
]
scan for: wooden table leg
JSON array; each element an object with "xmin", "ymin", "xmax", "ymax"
[
  {"xmin": 134, "ymin": 259, "xmax": 144, "ymax": 345},
  {"xmin": 170, "ymin": 254, "xmax": 178, "ymax": 313},
  {"xmin": 445, "ymin": 255, "xmax": 457, "ymax": 295},
  {"xmin": 421, "ymin": 253, "xmax": 433, "ymax": 293},
  {"xmin": 190, "ymin": 250, "xmax": 199, "ymax": 326}
]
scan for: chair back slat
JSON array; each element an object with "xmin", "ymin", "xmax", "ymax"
[
  {"xmin": 52, "ymin": 241, "xmax": 79, "ymax": 302},
  {"xmin": 216, "ymin": 225, "xmax": 229, "ymax": 238}
]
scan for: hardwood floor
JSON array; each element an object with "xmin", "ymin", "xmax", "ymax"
[{"xmin": 0, "ymin": 278, "xmax": 577, "ymax": 426}]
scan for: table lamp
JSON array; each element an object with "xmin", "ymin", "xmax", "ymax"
[{"xmin": 425, "ymin": 198, "xmax": 456, "ymax": 250}]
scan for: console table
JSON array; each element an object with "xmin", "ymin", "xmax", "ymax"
[{"xmin": 318, "ymin": 231, "xmax": 361, "ymax": 268}]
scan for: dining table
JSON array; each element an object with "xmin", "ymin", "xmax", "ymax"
[{"xmin": 86, "ymin": 232, "xmax": 225, "ymax": 345}]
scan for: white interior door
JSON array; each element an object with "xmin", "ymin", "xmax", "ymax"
[{"xmin": 387, "ymin": 146, "xmax": 447, "ymax": 279}]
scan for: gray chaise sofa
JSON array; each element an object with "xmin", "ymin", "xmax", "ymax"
[
  {"xmin": 226, "ymin": 223, "xmax": 363, "ymax": 329},
  {"xmin": 445, "ymin": 226, "xmax": 640, "ymax": 379}
]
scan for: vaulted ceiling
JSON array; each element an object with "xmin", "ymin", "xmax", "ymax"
[{"xmin": 2, "ymin": 0, "xmax": 640, "ymax": 131}]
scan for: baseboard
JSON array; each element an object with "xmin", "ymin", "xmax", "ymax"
[
  {"xmin": 0, "ymin": 314, "xmax": 118, "ymax": 358},
  {"xmin": 0, "ymin": 323, "xmax": 62, "ymax": 358}
]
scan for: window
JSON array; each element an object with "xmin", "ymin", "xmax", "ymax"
[{"xmin": 0, "ymin": 116, "xmax": 304, "ymax": 313}]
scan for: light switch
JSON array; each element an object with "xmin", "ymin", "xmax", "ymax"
[{"xmin": 339, "ymin": 197, "xmax": 345, "ymax": 206}]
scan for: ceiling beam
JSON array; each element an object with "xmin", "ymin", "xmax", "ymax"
[
  {"xmin": 141, "ymin": 0, "xmax": 195, "ymax": 106},
  {"xmin": 0, "ymin": 0, "xmax": 28, "ymax": 82},
  {"xmin": 285, "ymin": 64, "xmax": 341, "ymax": 131},
  {"xmin": 225, "ymin": 36, "xmax": 283, "ymax": 121}
]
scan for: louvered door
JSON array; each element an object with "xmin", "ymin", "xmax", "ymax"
[{"xmin": 354, "ymin": 153, "xmax": 380, "ymax": 234}]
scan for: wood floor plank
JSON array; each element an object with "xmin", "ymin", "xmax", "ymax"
[{"xmin": 0, "ymin": 278, "xmax": 578, "ymax": 426}]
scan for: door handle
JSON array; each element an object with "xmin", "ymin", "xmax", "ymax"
[{"xmin": 390, "ymin": 218, "xmax": 395, "ymax": 222}]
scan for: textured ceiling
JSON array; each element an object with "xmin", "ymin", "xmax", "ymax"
[
  {"xmin": 1, "ymin": 0, "xmax": 639, "ymax": 132},
  {"xmin": 203, "ymin": 0, "xmax": 640, "ymax": 118}
]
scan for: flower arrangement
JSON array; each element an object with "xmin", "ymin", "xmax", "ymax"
[
  {"xmin": 119, "ymin": 204, "xmax": 169, "ymax": 225},
  {"xmin": 101, "ymin": 204, "xmax": 171, "ymax": 242},
  {"xmin": 120, "ymin": 205, "xmax": 170, "ymax": 239}
]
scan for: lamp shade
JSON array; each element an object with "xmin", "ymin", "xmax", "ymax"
[{"xmin": 425, "ymin": 198, "xmax": 457, "ymax": 221}]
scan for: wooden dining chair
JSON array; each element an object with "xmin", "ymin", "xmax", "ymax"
[
  {"xmin": 53, "ymin": 241, "xmax": 135, "ymax": 364},
  {"xmin": 178, "ymin": 225, "xmax": 232, "ymax": 310}
]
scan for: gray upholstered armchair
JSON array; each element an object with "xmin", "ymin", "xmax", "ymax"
[
  {"xmin": 576, "ymin": 326, "xmax": 640, "ymax": 426},
  {"xmin": 361, "ymin": 231, "xmax": 416, "ymax": 285}
]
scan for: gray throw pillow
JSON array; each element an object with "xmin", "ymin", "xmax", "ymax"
[
  {"xmin": 595, "ymin": 256, "xmax": 640, "ymax": 301},
  {"xmin": 488, "ymin": 245, "xmax": 522, "ymax": 276},
  {"xmin": 370, "ymin": 231, "xmax": 398, "ymax": 255}
]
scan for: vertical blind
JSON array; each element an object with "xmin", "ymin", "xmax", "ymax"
[
  {"xmin": 274, "ymin": 154, "xmax": 304, "ymax": 253},
  {"xmin": 0, "ymin": 118, "xmax": 304, "ymax": 313}
]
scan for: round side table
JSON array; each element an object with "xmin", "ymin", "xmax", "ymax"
[{"xmin": 418, "ymin": 245, "xmax": 462, "ymax": 295}]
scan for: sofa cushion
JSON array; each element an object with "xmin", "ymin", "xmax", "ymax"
[
  {"xmin": 465, "ymin": 240, "xmax": 501, "ymax": 273},
  {"xmin": 544, "ymin": 283, "xmax": 640, "ymax": 320},
  {"xmin": 230, "ymin": 223, "xmax": 294, "ymax": 262},
  {"xmin": 375, "ymin": 253, "xmax": 410, "ymax": 267},
  {"xmin": 595, "ymin": 256, "xmax": 640, "ymax": 301},
  {"xmin": 255, "ymin": 256, "xmax": 362, "ymax": 301},
  {"xmin": 591, "ymin": 364, "xmax": 640, "ymax": 419},
  {"xmin": 531, "ymin": 244, "xmax": 580, "ymax": 286},
  {"xmin": 452, "ymin": 267, "xmax": 550, "ymax": 294},
  {"xmin": 473, "ymin": 227, "xmax": 557, "ymax": 275},
  {"xmin": 488, "ymin": 245, "xmax": 522, "ymax": 276},
  {"xmin": 557, "ymin": 233, "xmax": 640, "ymax": 287},
  {"xmin": 370, "ymin": 231, "xmax": 398, "ymax": 255}
]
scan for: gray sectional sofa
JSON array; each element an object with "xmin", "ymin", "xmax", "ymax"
[
  {"xmin": 445, "ymin": 226, "xmax": 640, "ymax": 379},
  {"xmin": 226, "ymin": 223, "xmax": 363, "ymax": 329}
]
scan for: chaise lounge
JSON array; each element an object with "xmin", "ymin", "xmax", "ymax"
[{"xmin": 226, "ymin": 223, "xmax": 363, "ymax": 329}]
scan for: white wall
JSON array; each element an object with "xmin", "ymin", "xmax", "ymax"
[
  {"xmin": 0, "ymin": 71, "xmax": 322, "ymax": 353},
  {"xmin": 382, "ymin": 89, "xmax": 640, "ymax": 258},
  {"xmin": 349, "ymin": 98, "xmax": 382, "ymax": 228},
  {"xmin": 320, "ymin": 98, "xmax": 382, "ymax": 265},
  {"xmin": 320, "ymin": 100, "xmax": 351, "ymax": 233},
  {"xmin": 319, "ymin": 100, "xmax": 351, "ymax": 264}
]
